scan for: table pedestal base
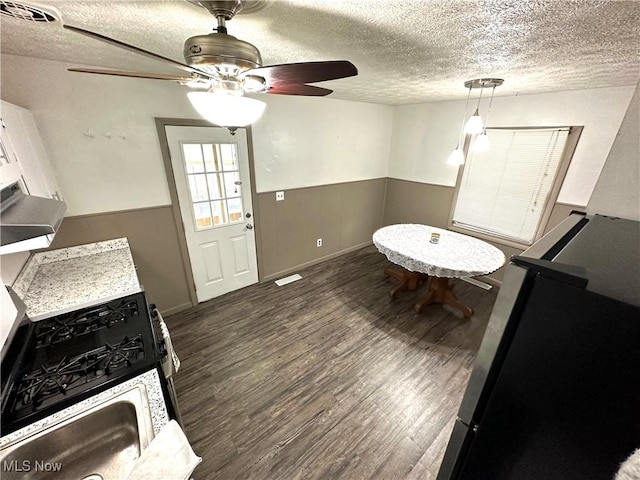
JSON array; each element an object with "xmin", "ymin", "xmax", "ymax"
[
  {"xmin": 383, "ymin": 269, "xmax": 428, "ymax": 299},
  {"xmin": 414, "ymin": 277, "xmax": 474, "ymax": 318}
]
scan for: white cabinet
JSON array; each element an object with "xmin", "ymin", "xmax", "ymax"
[
  {"xmin": 0, "ymin": 116, "xmax": 23, "ymax": 188},
  {"xmin": 0, "ymin": 100, "xmax": 62, "ymax": 200}
]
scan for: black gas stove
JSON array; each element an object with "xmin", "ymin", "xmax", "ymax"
[{"xmin": 1, "ymin": 292, "xmax": 166, "ymax": 435}]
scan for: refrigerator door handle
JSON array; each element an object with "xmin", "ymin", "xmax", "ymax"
[
  {"xmin": 456, "ymin": 416, "xmax": 479, "ymax": 432},
  {"xmin": 511, "ymin": 256, "xmax": 589, "ymax": 288}
]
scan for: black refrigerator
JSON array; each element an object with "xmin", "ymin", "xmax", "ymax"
[{"xmin": 437, "ymin": 213, "xmax": 640, "ymax": 480}]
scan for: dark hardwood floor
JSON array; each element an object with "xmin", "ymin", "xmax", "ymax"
[{"xmin": 166, "ymin": 245, "xmax": 498, "ymax": 480}]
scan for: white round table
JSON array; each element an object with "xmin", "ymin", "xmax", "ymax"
[{"xmin": 373, "ymin": 224, "xmax": 505, "ymax": 316}]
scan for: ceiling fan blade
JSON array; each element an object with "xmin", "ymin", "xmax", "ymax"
[
  {"xmin": 63, "ymin": 24, "xmax": 213, "ymax": 78},
  {"xmin": 267, "ymin": 84, "xmax": 333, "ymax": 96},
  {"xmin": 68, "ymin": 67, "xmax": 196, "ymax": 82},
  {"xmin": 244, "ymin": 60, "xmax": 357, "ymax": 86}
]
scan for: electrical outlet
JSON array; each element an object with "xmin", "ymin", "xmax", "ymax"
[
  {"xmin": 316, "ymin": 238, "xmax": 323, "ymax": 247},
  {"xmin": 276, "ymin": 191, "xmax": 285, "ymax": 201}
]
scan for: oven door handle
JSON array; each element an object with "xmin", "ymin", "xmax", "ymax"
[{"xmin": 151, "ymin": 307, "xmax": 180, "ymax": 378}]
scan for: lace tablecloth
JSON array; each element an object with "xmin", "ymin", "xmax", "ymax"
[{"xmin": 373, "ymin": 224, "xmax": 505, "ymax": 278}]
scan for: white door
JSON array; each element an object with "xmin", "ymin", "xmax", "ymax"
[{"xmin": 166, "ymin": 126, "xmax": 258, "ymax": 302}]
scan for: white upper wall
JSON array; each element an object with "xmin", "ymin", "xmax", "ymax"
[
  {"xmin": 587, "ymin": 82, "xmax": 640, "ymax": 221},
  {"xmin": 1, "ymin": 54, "xmax": 635, "ymax": 214},
  {"xmin": 251, "ymin": 94, "xmax": 392, "ymax": 192},
  {"xmin": 0, "ymin": 54, "xmax": 393, "ymax": 216},
  {"xmin": 389, "ymin": 85, "xmax": 635, "ymax": 206}
]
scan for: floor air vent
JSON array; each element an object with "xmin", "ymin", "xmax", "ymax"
[
  {"xmin": 0, "ymin": 2, "xmax": 56, "ymax": 22},
  {"xmin": 275, "ymin": 274, "xmax": 302, "ymax": 287}
]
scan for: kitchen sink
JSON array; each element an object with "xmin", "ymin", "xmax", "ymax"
[{"xmin": 0, "ymin": 385, "xmax": 156, "ymax": 480}]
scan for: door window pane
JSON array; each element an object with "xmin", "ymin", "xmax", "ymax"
[
  {"xmin": 182, "ymin": 141, "xmax": 244, "ymax": 231},
  {"xmin": 193, "ymin": 202, "xmax": 212, "ymax": 229},
  {"xmin": 223, "ymin": 171, "xmax": 241, "ymax": 197},
  {"xmin": 220, "ymin": 144, "xmax": 239, "ymax": 171},
  {"xmin": 202, "ymin": 144, "xmax": 219, "ymax": 173},
  {"xmin": 206, "ymin": 173, "xmax": 223, "ymax": 200},
  {"xmin": 183, "ymin": 144, "xmax": 205, "ymax": 173},
  {"xmin": 188, "ymin": 174, "xmax": 209, "ymax": 202},
  {"xmin": 227, "ymin": 197, "xmax": 243, "ymax": 223},
  {"xmin": 210, "ymin": 200, "xmax": 227, "ymax": 226}
]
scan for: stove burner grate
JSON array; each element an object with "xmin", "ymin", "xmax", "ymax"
[
  {"xmin": 34, "ymin": 298, "xmax": 139, "ymax": 348},
  {"xmin": 13, "ymin": 335, "xmax": 144, "ymax": 411}
]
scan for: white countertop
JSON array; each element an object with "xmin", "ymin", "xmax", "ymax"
[{"xmin": 12, "ymin": 238, "xmax": 142, "ymax": 321}]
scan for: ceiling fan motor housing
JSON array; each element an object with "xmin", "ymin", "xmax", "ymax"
[{"xmin": 184, "ymin": 33, "xmax": 262, "ymax": 72}]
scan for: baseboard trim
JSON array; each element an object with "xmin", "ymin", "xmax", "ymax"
[
  {"xmin": 262, "ymin": 241, "xmax": 373, "ymax": 283},
  {"xmin": 160, "ymin": 302, "xmax": 194, "ymax": 318},
  {"xmin": 477, "ymin": 275, "xmax": 503, "ymax": 288}
]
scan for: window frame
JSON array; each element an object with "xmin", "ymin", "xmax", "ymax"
[
  {"xmin": 180, "ymin": 141, "xmax": 244, "ymax": 232},
  {"xmin": 447, "ymin": 125, "xmax": 583, "ymax": 249}
]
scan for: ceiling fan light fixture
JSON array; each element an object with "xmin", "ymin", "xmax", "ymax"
[
  {"xmin": 63, "ymin": 1, "xmax": 358, "ymax": 103},
  {"xmin": 243, "ymin": 75, "xmax": 267, "ymax": 93},
  {"xmin": 187, "ymin": 91, "xmax": 266, "ymax": 127},
  {"xmin": 181, "ymin": 76, "xmax": 212, "ymax": 89},
  {"xmin": 184, "ymin": 33, "xmax": 262, "ymax": 72}
]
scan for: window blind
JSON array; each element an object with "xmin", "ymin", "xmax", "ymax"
[{"xmin": 452, "ymin": 127, "xmax": 570, "ymax": 245}]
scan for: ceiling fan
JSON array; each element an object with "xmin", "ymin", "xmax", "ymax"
[{"xmin": 63, "ymin": 0, "xmax": 358, "ymax": 126}]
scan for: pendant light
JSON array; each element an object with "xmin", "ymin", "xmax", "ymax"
[
  {"xmin": 474, "ymin": 83, "xmax": 498, "ymax": 152},
  {"xmin": 448, "ymin": 78, "xmax": 504, "ymax": 164},
  {"xmin": 448, "ymin": 85, "xmax": 473, "ymax": 165},
  {"xmin": 464, "ymin": 82, "xmax": 485, "ymax": 135}
]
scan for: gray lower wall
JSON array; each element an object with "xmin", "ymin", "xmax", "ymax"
[
  {"xmin": 256, "ymin": 178, "xmax": 387, "ymax": 280},
  {"xmin": 383, "ymin": 179, "xmax": 455, "ymax": 228},
  {"xmin": 47, "ymin": 206, "xmax": 192, "ymax": 316},
  {"xmin": 38, "ymin": 179, "xmax": 387, "ymax": 314},
  {"xmin": 40, "ymin": 177, "xmax": 583, "ymax": 313},
  {"xmin": 382, "ymin": 178, "xmax": 585, "ymax": 283}
]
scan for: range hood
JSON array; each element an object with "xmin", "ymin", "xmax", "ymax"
[{"xmin": 0, "ymin": 182, "xmax": 66, "ymax": 255}]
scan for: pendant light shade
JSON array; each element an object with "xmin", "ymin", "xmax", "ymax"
[
  {"xmin": 464, "ymin": 110, "xmax": 484, "ymax": 134},
  {"xmin": 464, "ymin": 81, "xmax": 485, "ymax": 134},
  {"xmin": 474, "ymin": 131, "xmax": 490, "ymax": 151},
  {"xmin": 448, "ymin": 85, "xmax": 473, "ymax": 166},
  {"xmin": 472, "ymin": 83, "xmax": 498, "ymax": 152},
  {"xmin": 187, "ymin": 91, "xmax": 266, "ymax": 127},
  {"xmin": 448, "ymin": 146, "xmax": 466, "ymax": 165}
]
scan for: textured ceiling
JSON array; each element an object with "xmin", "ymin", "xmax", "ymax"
[{"xmin": 1, "ymin": 0, "xmax": 639, "ymax": 105}]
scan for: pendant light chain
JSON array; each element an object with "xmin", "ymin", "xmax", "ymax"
[
  {"xmin": 482, "ymin": 85, "xmax": 497, "ymax": 134},
  {"xmin": 458, "ymin": 86, "xmax": 473, "ymax": 147},
  {"xmin": 474, "ymin": 82, "xmax": 485, "ymax": 116}
]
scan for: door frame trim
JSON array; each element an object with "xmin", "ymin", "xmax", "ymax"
[{"xmin": 154, "ymin": 118, "xmax": 262, "ymax": 307}]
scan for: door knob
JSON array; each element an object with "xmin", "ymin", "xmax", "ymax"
[
  {"xmin": 246, "ymin": 212, "xmax": 252, "ymax": 218},
  {"xmin": 246, "ymin": 224, "xmax": 253, "ymax": 230}
]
